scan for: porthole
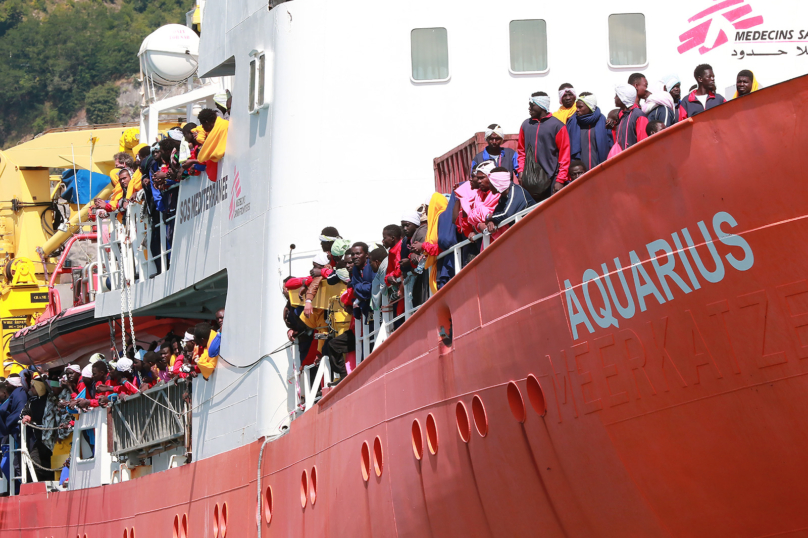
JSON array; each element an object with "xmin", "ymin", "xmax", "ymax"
[
  {"xmin": 455, "ymin": 401, "xmax": 471, "ymax": 443},
  {"xmin": 472, "ymin": 395, "xmax": 488, "ymax": 437},
  {"xmin": 264, "ymin": 486, "xmax": 273, "ymax": 524},
  {"xmin": 426, "ymin": 413, "xmax": 439, "ymax": 455},
  {"xmin": 526, "ymin": 374, "xmax": 547, "ymax": 416},
  {"xmin": 411, "ymin": 419, "xmax": 424, "ymax": 460},
  {"xmin": 373, "ymin": 437, "xmax": 384, "ymax": 477},
  {"xmin": 310, "ymin": 466, "xmax": 318, "ymax": 505},
  {"xmin": 361, "ymin": 441, "xmax": 371, "ymax": 482},
  {"xmin": 300, "ymin": 469, "xmax": 308, "ymax": 508},
  {"xmin": 507, "ymin": 381, "xmax": 526, "ymax": 423}
]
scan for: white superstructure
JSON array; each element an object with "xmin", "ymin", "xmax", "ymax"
[{"xmin": 95, "ymin": 0, "xmax": 808, "ymax": 462}]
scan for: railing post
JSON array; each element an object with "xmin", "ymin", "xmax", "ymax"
[
  {"xmin": 453, "ymin": 247, "xmax": 462, "ymax": 273},
  {"xmin": 8, "ymin": 436, "xmax": 15, "ymax": 497},
  {"xmin": 159, "ymin": 217, "xmax": 168, "ymax": 276},
  {"xmin": 362, "ymin": 312, "xmax": 371, "ymax": 361},
  {"xmin": 404, "ymin": 275, "xmax": 414, "ymax": 320},
  {"xmin": 482, "ymin": 231, "xmax": 491, "ymax": 249},
  {"xmin": 292, "ymin": 341, "xmax": 301, "ymax": 410},
  {"xmin": 354, "ymin": 322, "xmax": 363, "ymax": 366}
]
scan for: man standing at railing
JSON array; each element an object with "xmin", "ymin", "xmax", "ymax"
[
  {"xmin": 350, "ymin": 243, "xmax": 375, "ymax": 354},
  {"xmin": 517, "ymin": 92, "xmax": 571, "ymax": 202}
]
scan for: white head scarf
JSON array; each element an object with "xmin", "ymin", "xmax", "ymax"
[
  {"xmin": 484, "ymin": 125, "xmax": 504, "ymax": 140},
  {"xmin": 7, "ymin": 376, "xmax": 21, "ymax": 387},
  {"xmin": 615, "ymin": 84, "xmax": 637, "ymax": 108},
  {"xmin": 662, "ymin": 74, "xmax": 681, "ymax": 92},
  {"xmin": 65, "ymin": 364, "xmax": 81, "ymax": 374},
  {"xmin": 530, "ymin": 95, "xmax": 551, "ymax": 112},
  {"xmin": 182, "ymin": 331, "xmax": 195, "ymax": 343},
  {"xmin": 116, "ymin": 358, "xmax": 133, "ymax": 372},
  {"xmin": 558, "ymin": 87, "xmax": 578, "ymax": 104},
  {"xmin": 642, "ymin": 82, "xmax": 675, "ymax": 115},
  {"xmin": 577, "ymin": 93, "xmax": 597, "ymax": 114},
  {"xmin": 401, "ymin": 212, "xmax": 421, "ymax": 226},
  {"xmin": 488, "ymin": 171, "xmax": 511, "ymax": 193},
  {"xmin": 81, "ymin": 364, "xmax": 94, "ymax": 378},
  {"xmin": 89, "ymin": 353, "xmax": 104, "ymax": 364},
  {"xmin": 313, "ymin": 252, "xmax": 330, "ymax": 266},
  {"xmin": 474, "ymin": 160, "xmax": 496, "ymax": 177}
]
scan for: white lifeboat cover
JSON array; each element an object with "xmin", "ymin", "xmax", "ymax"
[{"xmin": 139, "ymin": 24, "xmax": 200, "ymax": 85}]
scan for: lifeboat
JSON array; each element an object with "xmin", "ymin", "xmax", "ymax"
[{"xmin": 9, "ymin": 233, "xmax": 195, "ymax": 365}]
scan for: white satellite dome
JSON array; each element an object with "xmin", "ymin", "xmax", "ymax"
[{"xmin": 138, "ymin": 24, "xmax": 200, "ymax": 85}]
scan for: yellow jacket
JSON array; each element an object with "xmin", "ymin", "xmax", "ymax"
[
  {"xmin": 197, "ymin": 117, "xmax": 229, "ymax": 163},
  {"xmin": 196, "ymin": 330, "xmax": 220, "ymax": 380}
]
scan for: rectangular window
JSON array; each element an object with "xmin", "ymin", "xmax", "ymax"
[
  {"xmin": 257, "ymin": 54, "xmax": 266, "ymax": 107},
  {"xmin": 248, "ymin": 59, "xmax": 256, "ymax": 112},
  {"xmin": 509, "ymin": 20, "xmax": 548, "ymax": 73},
  {"xmin": 411, "ymin": 28, "xmax": 449, "ymax": 81},
  {"xmin": 608, "ymin": 14, "xmax": 647, "ymax": 66},
  {"xmin": 78, "ymin": 428, "xmax": 95, "ymax": 461}
]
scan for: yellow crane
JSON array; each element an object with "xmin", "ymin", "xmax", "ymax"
[{"xmin": 0, "ymin": 123, "xmax": 137, "ymax": 362}]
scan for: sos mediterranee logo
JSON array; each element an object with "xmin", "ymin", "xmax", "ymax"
[{"xmin": 678, "ymin": 0, "xmax": 808, "ymax": 58}]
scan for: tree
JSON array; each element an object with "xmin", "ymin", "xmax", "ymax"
[{"xmin": 85, "ymin": 83, "xmax": 120, "ymax": 125}]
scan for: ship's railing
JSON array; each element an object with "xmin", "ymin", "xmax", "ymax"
[
  {"xmin": 110, "ymin": 379, "xmax": 190, "ymax": 458},
  {"xmin": 352, "ymin": 201, "xmax": 540, "ymax": 362},
  {"xmin": 96, "ymin": 188, "xmax": 177, "ymax": 292}
]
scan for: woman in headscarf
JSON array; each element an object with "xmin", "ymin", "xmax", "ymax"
[
  {"xmin": 566, "ymin": 92, "xmax": 613, "ymax": 170},
  {"xmin": 733, "ymin": 70, "xmax": 759, "ymax": 99}
]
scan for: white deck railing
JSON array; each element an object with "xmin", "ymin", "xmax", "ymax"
[{"xmin": 97, "ymin": 185, "xmax": 178, "ymax": 291}]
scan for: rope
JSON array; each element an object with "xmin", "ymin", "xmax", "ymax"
[
  {"xmin": 24, "ymin": 455, "xmax": 65, "ymax": 473},
  {"xmin": 24, "ymin": 422, "xmax": 72, "ymax": 432}
]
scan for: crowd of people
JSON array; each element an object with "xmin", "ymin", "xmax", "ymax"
[
  {"xmin": 282, "ymin": 65, "xmax": 760, "ymax": 390},
  {"xmin": 93, "ymin": 99, "xmax": 230, "ymax": 272},
  {"xmin": 0, "ymin": 310, "xmax": 223, "ymax": 493}
]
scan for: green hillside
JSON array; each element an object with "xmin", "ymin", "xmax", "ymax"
[{"xmin": 0, "ymin": 0, "xmax": 193, "ymax": 148}]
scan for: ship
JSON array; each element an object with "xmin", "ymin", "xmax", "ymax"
[{"xmin": 3, "ymin": 0, "xmax": 808, "ymax": 536}]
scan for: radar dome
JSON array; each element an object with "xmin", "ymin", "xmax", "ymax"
[{"xmin": 138, "ymin": 24, "xmax": 200, "ymax": 86}]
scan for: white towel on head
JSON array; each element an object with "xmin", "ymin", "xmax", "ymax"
[
  {"xmin": 401, "ymin": 211, "xmax": 421, "ymax": 226},
  {"xmin": 484, "ymin": 125, "xmax": 504, "ymax": 139},
  {"xmin": 558, "ymin": 87, "xmax": 578, "ymax": 103},
  {"xmin": 643, "ymin": 89, "xmax": 675, "ymax": 115},
  {"xmin": 474, "ymin": 161, "xmax": 496, "ymax": 177},
  {"xmin": 82, "ymin": 364, "xmax": 94, "ymax": 378},
  {"xmin": 7, "ymin": 376, "xmax": 21, "ymax": 387},
  {"xmin": 116, "ymin": 358, "xmax": 133, "ymax": 372},
  {"xmin": 530, "ymin": 95, "xmax": 551, "ymax": 112},
  {"xmin": 65, "ymin": 364, "xmax": 81, "ymax": 374},
  {"xmin": 615, "ymin": 84, "xmax": 637, "ymax": 108},
  {"xmin": 313, "ymin": 252, "xmax": 330, "ymax": 266}
]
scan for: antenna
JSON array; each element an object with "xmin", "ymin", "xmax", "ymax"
[{"xmin": 288, "ymin": 244, "xmax": 295, "ymax": 277}]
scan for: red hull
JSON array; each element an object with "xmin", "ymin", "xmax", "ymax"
[{"xmin": 4, "ymin": 78, "xmax": 808, "ymax": 538}]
